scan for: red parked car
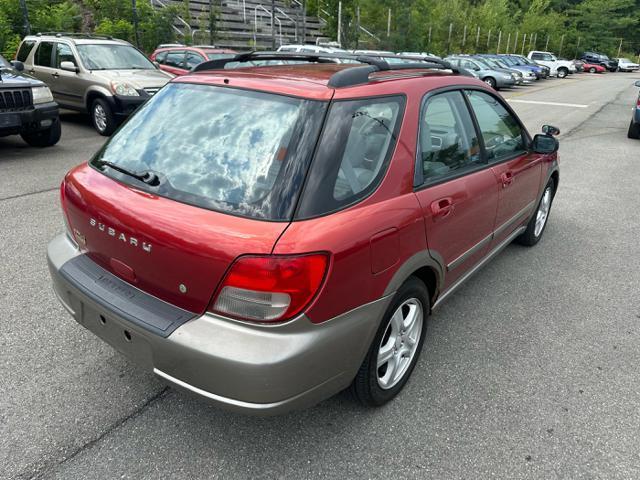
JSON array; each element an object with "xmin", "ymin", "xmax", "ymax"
[
  {"xmin": 150, "ymin": 45, "xmax": 237, "ymax": 75},
  {"xmin": 582, "ymin": 62, "xmax": 606, "ymax": 73},
  {"xmin": 48, "ymin": 53, "xmax": 560, "ymax": 414}
]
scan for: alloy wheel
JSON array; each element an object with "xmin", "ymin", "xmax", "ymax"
[
  {"xmin": 534, "ymin": 187, "xmax": 552, "ymax": 237},
  {"xmin": 94, "ymin": 104, "xmax": 107, "ymax": 133},
  {"xmin": 376, "ymin": 298, "xmax": 423, "ymax": 390}
]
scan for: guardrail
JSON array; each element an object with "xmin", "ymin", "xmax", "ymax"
[
  {"xmin": 253, "ymin": 4, "xmax": 282, "ymax": 47},
  {"xmin": 150, "ymin": 0, "xmax": 192, "ymax": 37},
  {"xmin": 275, "ymin": 7, "xmax": 297, "ymax": 42}
]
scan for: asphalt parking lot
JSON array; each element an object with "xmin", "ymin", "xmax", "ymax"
[{"xmin": 2, "ymin": 72, "xmax": 640, "ymax": 480}]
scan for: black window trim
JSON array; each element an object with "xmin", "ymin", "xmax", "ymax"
[
  {"xmin": 413, "ymin": 85, "xmax": 532, "ymax": 191},
  {"xmin": 293, "ymin": 92, "xmax": 407, "ymax": 220}
]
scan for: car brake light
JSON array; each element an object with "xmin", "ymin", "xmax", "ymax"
[{"xmin": 210, "ymin": 254, "xmax": 329, "ymax": 323}]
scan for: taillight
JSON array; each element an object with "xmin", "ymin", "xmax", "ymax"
[
  {"xmin": 637, "ymin": 95, "xmax": 640, "ymax": 107},
  {"xmin": 210, "ymin": 254, "xmax": 329, "ymax": 323}
]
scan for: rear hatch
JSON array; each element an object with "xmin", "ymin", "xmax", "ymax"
[
  {"xmin": 62, "ymin": 80, "xmax": 327, "ymax": 314},
  {"xmin": 63, "ymin": 164, "xmax": 287, "ymax": 313}
]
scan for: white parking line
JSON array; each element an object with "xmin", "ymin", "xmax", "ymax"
[{"xmin": 507, "ymin": 99, "xmax": 590, "ymax": 108}]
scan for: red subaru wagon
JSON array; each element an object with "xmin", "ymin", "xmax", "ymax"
[{"xmin": 48, "ymin": 53, "xmax": 559, "ymax": 415}]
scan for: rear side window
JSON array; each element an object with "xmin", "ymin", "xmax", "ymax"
[
  {"xmin": 185, "ymin": 51, "xmax": 205, "ymax": 69},
  {"xmin": 165, "ymin": 51, "xmax": 185, "ymax": 68},
  {"xmin": 91, "ymin": 83, "xmax": 326, "ymax": 221},
  {"xmin": 16, "ymin": 40, "xmax": 35, "ymax": 62},
  {"xmin": 296, "ymin": 96, "xmax": 404, "ymax": 219},
  {"xmin": 419, "ymin": 91, "xmax": 482, "ymax": 184},
  {"xmin": 465, "ymin": 90, "xmax": 526, "ymax": 162},
  {"xmin": 35, "ymin": 42, "xmax": 54, "ymax": 67}
]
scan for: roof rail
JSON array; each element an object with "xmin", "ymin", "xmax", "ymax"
[
  {"xmin": 35, "ymin": 32, "xmax": 114, "ymax": 40},
  {"xmin": 191, "ymin": 51, "xmax": 472, "ymax": 88}
]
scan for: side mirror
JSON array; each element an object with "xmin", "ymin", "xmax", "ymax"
[
  {"xmin": 635, "ymin": 80, "xmax": 640, "ymax": 87},
  {"xmin": 532, "ymin": 134, "xmax": 559, "ymax": 154},
  {"xmin": 10, "ymin": 60, "xmax": 24, "ymax": 72},
  {"xmin": 542, "ymin": 124, "xmax": 560, "ymax": 136},
  {"xmin": 60, "ymin": 61, "xmax": 78, "ymax": 73}
]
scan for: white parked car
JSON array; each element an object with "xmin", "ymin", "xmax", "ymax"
[
  {"xmin": 527, "ymin": 51, "xmax": 576, "ymax": 78},
  {"xmin": 615, "ymin": 58, "xmax": 640, "ymax": 72}
]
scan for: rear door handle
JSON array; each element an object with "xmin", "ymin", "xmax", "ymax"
[
  {"xmin": 431, "ymin": 197, "xmax": 454, "ymax": 218},
  {"xmin": 501, "ymin": 171, "xmax": 514, "ymax": 187}
]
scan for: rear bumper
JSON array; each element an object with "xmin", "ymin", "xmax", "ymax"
[
  {"xmin": 47, "ymin": 233, "xmax": 390, "ymax": 415},
  {"xmin": 0, "ymin": 101, "xmax": 58, "ymax": 136}
]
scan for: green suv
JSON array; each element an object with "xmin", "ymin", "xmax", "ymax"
[{"xmin": 16, "ymin": 33, "xmax": 173, "ymax": 135}]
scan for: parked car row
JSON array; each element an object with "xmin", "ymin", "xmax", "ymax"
[{"xmin": 4, "ymin": 33, "xmax": 638, "ymax": 146}]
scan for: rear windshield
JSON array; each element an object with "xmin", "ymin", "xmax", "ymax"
[{"xmin": 90, "ymin": 83, "xmax": 326, "ymax": 221}]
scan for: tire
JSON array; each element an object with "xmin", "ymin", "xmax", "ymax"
[
  {"xmin": 483, "ymin": 77, "xmax": 497, "ymax": 89},
  {"xmin": 589, "ymin": 67, "xmax": 596, "ymax": 73},
  {"xmin": 20, "ymin": 118, "xmax": 61, "ymax": 147},
  {"xmin": 91, "ymin": 98, "xmax": 117, "ymax": 136},
  {"xmin": 350, "ymin": 276, "xmax": 429, "ymax": 407},
  {"xmin": 516, "ymin": 178, "xmax": 555, "ymax": 246},
  {"xmin": 557, "ymin": 67, "xmax": 568, "ymax": 79},
  {"xmin": 628, "ymin": 120, "xmax": 640, "ymax": 139}
]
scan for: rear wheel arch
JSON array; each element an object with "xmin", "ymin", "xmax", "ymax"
[
  {"xmin": 411, "ymin": 267, "xmax": 438, "ymax": 307},
  {"xmin": 382, "ymin": 252, "xmax": 444, "ymax": 307}
]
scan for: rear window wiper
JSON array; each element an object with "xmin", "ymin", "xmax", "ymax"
[{"xmin": 98, "ymin": 161, "xmax": 160, "ymax": 186}]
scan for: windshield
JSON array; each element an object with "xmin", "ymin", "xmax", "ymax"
[
  {"xmin": 91, "ymin": 83, "xmax": 326, "ymax": 220},
  {"xmin": 206, "ymin": 53, "xmax": 236, "ymax": 61},
  {"xmin": 473, "ymin": 58, "xmax": 492, "ymax": 69},
  {"xmin": 619, "ymin": 58, "xmax": 631, "ymax": 62},
  {"xmin": 76, "ymin": 44, "xmax": 155, "ymax": 70},
  {"xmin": 483, "ymin": 58, "xmax": 502, "ymax": 69}
]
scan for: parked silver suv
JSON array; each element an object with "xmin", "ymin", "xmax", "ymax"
[{"xmin": 15, "ymin": 33, "xmax": 173, "ymax": 135}]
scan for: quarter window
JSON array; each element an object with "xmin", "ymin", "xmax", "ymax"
[
  {"xmin": 16, "ymin": 40, "xmax": 35, "ymax": 62},
  {"xmin": 35, "ymin": 41, "xmax": 54, "ymax": 67},
  {"xmin": 419, "ymin": 91, "xmax": 482, "ymax": 183},
  {"xmin": 465, "ymin": 90, "xmax": 526, "ymax": 162}
]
